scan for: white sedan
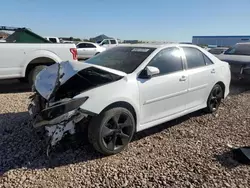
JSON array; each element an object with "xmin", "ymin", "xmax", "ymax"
[
  {"xmin": 29, "ymin": 44, "xmax": 231, "ymax": 155},
  {"xmin": 76, "ymin": 42, "xmax": 106, "ymax": 59}
]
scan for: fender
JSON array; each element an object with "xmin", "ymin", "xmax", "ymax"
[
  {"xmin": 78, "ymin": 95, "xmax": 141, "ymax": 128},
  {"xmin": 21, "ymin": 50, "xmax": 62, "ymax": 77}
]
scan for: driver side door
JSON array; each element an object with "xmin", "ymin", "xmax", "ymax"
[{"xmin": 137, "ymin": 47, "xmax": 188, "ymax": 125}]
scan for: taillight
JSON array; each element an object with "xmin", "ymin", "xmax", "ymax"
[{"xmin": 70, "ymin": 48, "xmax": 77, "ymax": 60}]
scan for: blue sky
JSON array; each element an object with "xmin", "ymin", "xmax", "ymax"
[{"xmin": 1, "ymin": 0, "xmax": 250, "ymax": 42}]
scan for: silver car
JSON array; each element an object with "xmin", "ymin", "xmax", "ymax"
[{"xmin": 76, "ymin": 42, "xmax": 106, "ymax": 59}]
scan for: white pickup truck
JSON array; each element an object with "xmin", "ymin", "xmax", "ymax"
[
  {"xmin": 0, "ymin": 43, "xmax": 78, "ymax": 84},
  {"xmin": 97, "ymin": 39, "xmax": 119, "ymax": 49}
]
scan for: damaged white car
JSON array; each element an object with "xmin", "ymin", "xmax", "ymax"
[{"xmin": 28, "ymin": 44, "xmax": 231, "ymax": 155}]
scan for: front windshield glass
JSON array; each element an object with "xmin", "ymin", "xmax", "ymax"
[{"xmin": 85, "ymin": 46, "xmax": 156, "ymax": 73}]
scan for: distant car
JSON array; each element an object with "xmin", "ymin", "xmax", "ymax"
[
  {"xmin": 216, "ymin": 43, "xmax": 250, "ymax": 80},
  {"xmin": 97, "ymin": 39, "xmax": 119, "ymax": 49},
  {"xmin": 29, "ymin": 44, "xmax": 230, "ymax": 155},
  {"xmin": 208, "ymin": 47, "xmax": 228, "ymax": 55},
  {"xmin": 76, "ymin": 42, "xmax": 106, "ymax": 59}
]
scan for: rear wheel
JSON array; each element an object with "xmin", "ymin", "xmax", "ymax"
[
  {"xmin": 28, "ymin": 65, "xmax": 47, "ymax": 86},
  {"xmin": 88, "ymin": 107, "xmax": 135, "ymax": 155},
  {"xmin": 205, "ymin": 84, "xmax": 223, "ymax": 113}
]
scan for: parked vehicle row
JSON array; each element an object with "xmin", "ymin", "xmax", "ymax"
[
  {"xmin": 29, "ymin": 44, "xmax": 231, "ymax": 155},
  {"xmin": 215, "ymin": 43, "xmax": 250, "ymax": 81}
]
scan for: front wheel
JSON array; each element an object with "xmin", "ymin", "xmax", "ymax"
[
  {"xmin": 205, "ymin": 84, "xmax": 223, "ymax": 113},
  {"xmin": 88, "ymin": 107, "xmax": 135, "ymax": 155}
]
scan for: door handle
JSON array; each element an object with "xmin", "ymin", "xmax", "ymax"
[
  {"xmin": 179, "ymin": 76, "xmax": 187, "ymax": 81},
  {"xmin": 211, "ymin": 69, "xmax": 216, "ymax": 73}
]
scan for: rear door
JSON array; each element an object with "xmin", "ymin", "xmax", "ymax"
[
  {"xmin": 77, "ymin": 43, "xmax": 88, "ymax": 59},
  {"xmin": 181, "ymin": 47, "xmax": 216, "ymax": 110},
  {"xmin": 84, "ymin": 43, "xmax": 98, "ymax": 57},
  {"xmin": 110, "ymin": 39, "xmax": 118, "ymax": 48}
]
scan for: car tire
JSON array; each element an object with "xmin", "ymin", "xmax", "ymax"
[
  {"xmin": 88, "ymin": 107, "xmax": 135, "ymax": 155},
  {"xmin": 205, "ymin": 84, "xmax": 223, "ymax": 113},
  {"xmin": 95, "ymin": 52, "xmax": 100, "ymax": 56},
  {"xmin": 28, "ymin": 65, "xmax": 47, "ymax": 86}
]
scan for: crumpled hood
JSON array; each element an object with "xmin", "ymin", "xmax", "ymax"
[{"xmin": 35, "ymin": 61, "xmax": 126, "ymax": 100}]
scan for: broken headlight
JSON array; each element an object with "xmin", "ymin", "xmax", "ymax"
[{"xmin": 40, "ymin": 97, "xmax": 88, "ymax": 120}]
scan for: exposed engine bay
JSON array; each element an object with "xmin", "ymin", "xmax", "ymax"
[{"xmin": 28, "ymin": 61, "xmax": 123, "ymax": 155}]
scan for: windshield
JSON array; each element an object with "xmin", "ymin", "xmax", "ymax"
[{"xmin": 85, "ymin": 46, "xmax": 156, "ymax": 73}]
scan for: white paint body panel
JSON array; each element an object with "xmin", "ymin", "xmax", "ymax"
[
  {"xmin": 73, "ymin": 44, "xmax": 230, "ymax": 132},
  {"xmin": 77, "ymin": 42, "xmax": 106, "ymax": 59},
  {"xmin": 0, "ymin": 43, "xmax": 77, "ymax": 79}
]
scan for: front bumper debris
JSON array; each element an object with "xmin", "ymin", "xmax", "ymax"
[{"xmin": 28, "ymin": 93, "xmax": 89, "ymax": 155}]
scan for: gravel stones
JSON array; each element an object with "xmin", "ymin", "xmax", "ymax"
[{"xmin": 0, "ymin": 80, "xmax": 250, "ymax": 187}]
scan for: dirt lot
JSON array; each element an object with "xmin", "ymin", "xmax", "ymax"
[{"xmin": 0, "ymin": 79, "xmax": 250, "ymax": 188}]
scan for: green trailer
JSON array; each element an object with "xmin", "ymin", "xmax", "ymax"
[{"xmin": 1, "ymin": 26, "xmax": 51, "ymax": 43}]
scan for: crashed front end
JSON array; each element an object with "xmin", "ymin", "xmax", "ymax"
[{"xmin": 28, "ymin": 61, "xmax": 122, "ymax": 154}]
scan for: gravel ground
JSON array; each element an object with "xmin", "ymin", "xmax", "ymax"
[{"xmin": 0, "ymin": 79, "xmax": 250, "ymax": 188}]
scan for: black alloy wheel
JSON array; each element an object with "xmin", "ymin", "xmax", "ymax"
[
  {"xmin": 206, "ymin": 84, "xmax": 223, "ymax": 113},
  {"xmin": 88, "ymin": 107, "xmax": 135, "ymax": 155},
  {"xmin": 101, "ymin": 112, "xmax": 134, "ymax": 151}
]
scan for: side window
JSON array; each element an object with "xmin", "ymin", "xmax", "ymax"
[
  {"xmin": 148, "ymin": 47, "xmax": 183, "ymax": 75},
  {"xmin": 85, "ymin": 43, "xmax": 96, "ymax": 48},
  {"xmin": 77, "ymin": 43, "xmax": 87, "ymax": 48},
  {"xmin": 235, "ymin": 44, "xmax": 250, "ymax": 55},
  {"xmin": 49, "ymin": 38, "xmax": 57, "ymax": 43},
  {"xmin": 110, "ymin": 40, "xmax": 116, "ymax": 44},
  {"xmin": 203, "ymin": 55, "xmax": 213, "ymax": 65},
  {"xmin": 102, "ymin": 40, "xmax": 110, "ymax": 45},
  {"xmin": 182, "ymin": 47, "xmax": 206, "ymax": 69}
]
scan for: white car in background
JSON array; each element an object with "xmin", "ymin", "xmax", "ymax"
[
  {"xmin": 76, "ymin": 42, "xmax": 106, "ymax": 59},
  {"xmin": 29, "ymin": 44, "xmax": 231, "ymax": 155}
]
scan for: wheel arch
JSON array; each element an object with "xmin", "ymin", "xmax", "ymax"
[
  {"xmin": 22, "ymin": 50, "xmax": 61, "ymax": 78},
  {"xmin": 215, "ymin": 81, "xmax": 226, "ymax": 98},
  {"xmin": 24, "ymin": 57, "xmax": 57, "ymax": 78},
  {"xmin": 100, "ymin": 101, "xmax": 138, "ymax": 129}
]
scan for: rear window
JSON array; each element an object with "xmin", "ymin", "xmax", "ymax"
[
  {"xmin": 85, "ymin": 47, "xmax": 156, "ymax": 73},
  {"xmin": 110, "ymin": 40, "xmax": 117, "ymax": 44},
  {"xmin": 49, "ymin": 38, "xmax": 57, "ymax": 43}
]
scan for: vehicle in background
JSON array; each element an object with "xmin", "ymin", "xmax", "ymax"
[
  {"xmin": 44, "ymin": 36, "xmax": 61, "ymax": 43},
  {"xmin": 0, "ymin": 43, "xmax": 78, "ymax": 84},
  {"xmin": 76, "ymin": 42, "xmax": 106, "ymax": 59},
  {"xmin": 208, "ymin": 47, "xmax": 228, "ymax": 55},
  {"xmin": 97, "ymin": 38, "xmax": 119, "ymax": 49},
  {"xmin": 44, "ymin": 37, "xmax": 74, "ymax": 44},
  {"xmin": 29, "ymin": 44, "xmax": 230, "ymax": 155},
  {"xmin": 0, "ymin": 28, "xmax": 78, "ymax": 84},
  {"xmin": 216, "ymin": 43, "xmax": 250, "ymax": 80}
]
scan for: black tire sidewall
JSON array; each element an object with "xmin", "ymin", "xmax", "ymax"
[
  {"xmin": 206, "ymin": 84, "xmax": 223, "ymax": 113},
  {"xmin": 28, "ymin": 65, "xmax": 47, "ymax": 85},
  {"xmin": 88, "ymin": 107, "xmax": 135, "ymax": 155}
]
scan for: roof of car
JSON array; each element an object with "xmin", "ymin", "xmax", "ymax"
[
  {"xmin": 118, "ymin": 43, "xmax": 199, "ymax": 49},
  {"xmin": 236, "ymin": 42, "xmax": 250, "ymax": 45}
]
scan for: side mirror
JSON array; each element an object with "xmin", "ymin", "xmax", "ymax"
[{"xmin": 139, "ymin": 66, "xmax": 160, "ymax": 79}]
